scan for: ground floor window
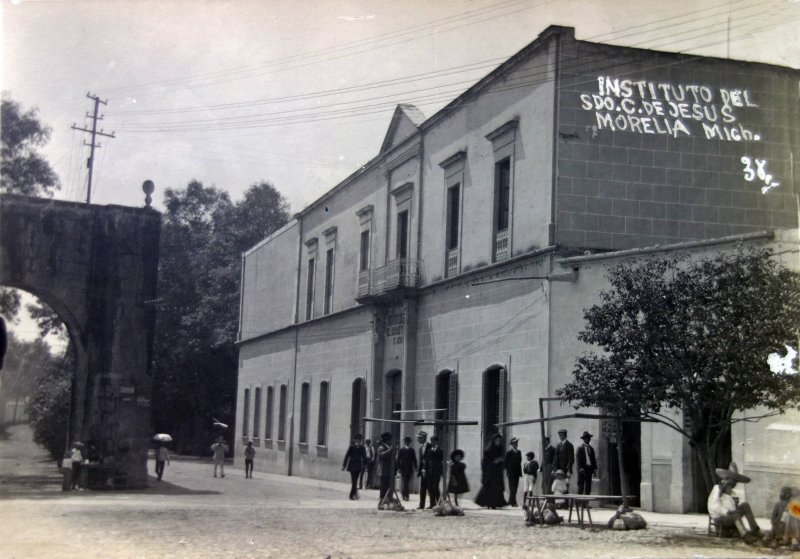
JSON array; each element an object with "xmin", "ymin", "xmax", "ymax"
[{"xmin": 481, "ymin": 366, "xmax": 506, "ymax": 448}]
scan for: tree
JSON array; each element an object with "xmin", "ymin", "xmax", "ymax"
[
  {"xmin": 1, "ymin": 96, "xmax": 60, "ymax": 197},
  {"xmin": 151, "ymin": 180, "xmax": 290, "ymax": 454},
  {"xmin": 0, "ymin": 332, "xmax": 53, "ymax": 423},
  {"xmin": 27, "ymin": 347, "xmax": 73, "ymax": 460},
  {"xmin": 556, "ymin": 246, "xmax": 800, "ymax": 496}
]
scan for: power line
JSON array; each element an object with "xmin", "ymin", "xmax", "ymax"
[
  {"xmin": 112, "ymin": 16, "xmax": 790, "ymax": 135},
  {"xmin": 98, "ymin": 0, "xmax": 540, "ymax": 96},
  {"xmin": 103, "ymin": 1, "xmax": 786, "ymax": 134},
  {"xmin": 103, "ymin": 0, "xmax": 771, "ymax": 119}
]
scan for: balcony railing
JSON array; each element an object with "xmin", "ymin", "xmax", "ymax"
[
  {"xmin": 494, "ymin": 229, "xmax": 509, "ymax": 262},
  {"xmin": 357, "ymin": 270, "xmax": 371, "ymax": 299},
  {"xmin": 446, "ymin": 248, "xmax": 459, "ymax": 277},
  {"xmin": 356, "ymin": 258, "xmax": 422, "ymax": 302}
]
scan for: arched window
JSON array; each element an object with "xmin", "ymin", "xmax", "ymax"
[
  {"xmin": 435, "ymin": 370, "xmax": 458, "ymax": 453},
  {"xmin": 278, "ymin": 384, "xmax": 287, "ymax": 442},
  {"xmin": 242, "ymin": 388, "xmax": 251, "ymax": 438},
  {"xmin": 253, "ymin": 387, "xmax": 262, "ymax": 439},
  {"xmin": 265, "ymin": 386, "xmax": 274, "ymax": 440},
  {"xmin": 299, "ymin": 382, "xmax": 310, "ymax": 444},
  {"xmin": 350, "ymin": 378, "xmax": 366, "ymax": 441},
  {"xmin": 317, "ymin": 381, "xmax": 330, "ymax": 446},
  {"xmin": 482, "ymin": 365, "xmax": 507, "ymax": 447},
  {"xmin": 387, "ymin": 370, "xmax": 402, "ymax": 443}
]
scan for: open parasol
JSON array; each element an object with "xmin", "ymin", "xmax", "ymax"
[{"xmin": 153, "ymin": 433, "xmax": 173, "ymax": 443}]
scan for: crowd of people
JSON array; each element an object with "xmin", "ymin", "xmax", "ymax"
[{"xmin": 339, "ymin": 427, "xmax": 598, "ymax": 510}]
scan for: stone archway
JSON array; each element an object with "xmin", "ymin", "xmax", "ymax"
[{"xmin": 0, "ymin": 194, "xmax": 160, "ymax": 488}]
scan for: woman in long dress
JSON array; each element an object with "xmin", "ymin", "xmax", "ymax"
[{"xmin": 474, "ymin": 433, "xmax": 508, "ymax": 509}]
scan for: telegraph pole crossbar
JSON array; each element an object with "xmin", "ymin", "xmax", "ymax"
[{"xmin": 72, "ymin": 93, "xmax": 115, "ymax": 204}]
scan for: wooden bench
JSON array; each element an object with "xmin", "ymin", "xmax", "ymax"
[{"xmin": 524, "ymin": 493, "xmax": 637, "ymax": 529}]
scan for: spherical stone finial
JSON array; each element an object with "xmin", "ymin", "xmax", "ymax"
[{"xmin": 142, "ymin": 180, "xmax": 155, "ymax": 207}]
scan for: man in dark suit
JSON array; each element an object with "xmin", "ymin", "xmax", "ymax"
[
  {"xmin": 575, "ymin": 431, "xmax": 597, "ymax": 495},
  {"xmin": 416, "ymin": 431, "xmax": 431, "ymax": 509},
  {"xmin": 359, "ymin": 438, "xmax": 374, "ymax": 489},
  {"xmin": 396, "ymin": 436, "xmax": 418, "ymax": 501},
  {"xmin": 342, "ymin": 434, "xmax": 368, "ymax": 500},
  {"xmin": 554, "ymin": 428, "xmax": 575, "ymax": 492},
  {"xmin": 540, "ymin": 435, "xmax": 556, "ymax": 494},
  {"xmin": 425, "ymin": 435, "xmax": 445, "ymax": 507},
  {"xmin": 504, "ymin": 436, "xmax": 523, "ymax": 506}
]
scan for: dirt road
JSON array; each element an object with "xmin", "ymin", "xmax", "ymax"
[{"xmin": 0, "ymin": 424, "xmax": 792, "ymax": 559}]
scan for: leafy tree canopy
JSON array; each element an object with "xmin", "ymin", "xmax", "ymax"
[
  {"xmin": 152, "ymin": 180, "xmax": 290, "ymax": 454},
  {"xmin": 1, "ymin": 95, "xmax": 60, "ymax": 197},
  {"xmin": 556, "ymin": 246, "xmax": 800, "ymax": 490}
]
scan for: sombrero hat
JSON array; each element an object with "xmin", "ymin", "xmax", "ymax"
[{"xmin": 715, "ymin": 462, "xmax": 750, "ymax": 483}]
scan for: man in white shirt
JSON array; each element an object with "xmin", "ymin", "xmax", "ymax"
[{"xmin": 707, "ymin": 465, "xmax": 760, "ymax": 544}]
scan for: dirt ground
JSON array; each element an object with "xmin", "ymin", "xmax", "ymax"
[{"xmin": 1, "ymin": 424, "xmax": 796, "ymax": 559}]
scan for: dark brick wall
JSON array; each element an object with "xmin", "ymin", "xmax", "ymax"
[{"xmin": 555, "ymin": 38, "xmax": 799, "ymax": 251}]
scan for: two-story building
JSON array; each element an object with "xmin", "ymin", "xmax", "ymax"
[{"xmin": 236, "ymin": 26, "xmax": 799, "ymax": 514}]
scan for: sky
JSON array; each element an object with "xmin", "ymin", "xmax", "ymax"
[{"xmin": 2, "ymin": 0, "xmax": 799, "ymax": 341}]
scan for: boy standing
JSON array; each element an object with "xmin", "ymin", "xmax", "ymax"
[{"xmin": 522, "ymin": 451, "xmax": 539, "ymax": 501}]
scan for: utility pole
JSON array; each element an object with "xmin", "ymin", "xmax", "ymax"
[{"xmin": 72, "ymin": 93, "xmax": 115, "ymax": 204}]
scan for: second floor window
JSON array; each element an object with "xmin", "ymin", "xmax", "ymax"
[
  {"xmin": 324, "ymin": 248, "xmax": 334, "ymax": 315},
  {"xmin": 359, "ymin": 230, "xmax": 370, "ymax": 271},
  {"xmin": 495, "ymin": 158, "xmax": 511, "ymax": 233},
  {"xmin": 305, "ymin": 258, "xmax": 315, "ymax": 320},
  {"xmin": 446, "ymin": 184, "xmax": 460, "ymax": 251},
  {"xmin": 397, "ymin": 210, "xmax": 409, "ymax": 259}
]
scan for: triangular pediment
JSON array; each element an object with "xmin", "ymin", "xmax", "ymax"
[{"xmin": 380, "ymin": 104, "xmax": 425, "ymax": 154}]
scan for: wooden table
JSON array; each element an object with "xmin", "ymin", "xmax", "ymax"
[{"xmin": 524, "ymin": 494, "xmax": 636, "ymax": 528}]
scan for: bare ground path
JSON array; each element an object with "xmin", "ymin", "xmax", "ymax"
[{"xmin": 0, "ymin": 424, "xmax": 792, "ymax": 559}]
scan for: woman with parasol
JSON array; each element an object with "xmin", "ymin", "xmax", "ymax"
[{"xmin": 153, "ymin": 434, "xmax": 172, "ymax": 481}]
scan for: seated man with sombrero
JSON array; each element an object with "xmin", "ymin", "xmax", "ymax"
[{"xmin": 707, "ymin": 463, "xmax": 761, "ymax": 544}]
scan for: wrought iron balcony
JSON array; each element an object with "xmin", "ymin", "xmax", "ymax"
[
  {"xmin": 494, "ymin": 229, "xmax": 510, "ymax": 262},
  {"xmin": 446, "ymin": 248, "xmax": 459, "ymax": 278},
  {"xmin": 356, "ymin": 258, "xmax": 422, "ymax": 303}
]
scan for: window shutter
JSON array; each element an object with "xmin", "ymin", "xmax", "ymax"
[
  {"xmin": 448, "ymin": 372, "xmax": 459, "ymax": 451},
  {"xmin": 448, "ymin": 373, "xmax": 458, "ymax": 422}
]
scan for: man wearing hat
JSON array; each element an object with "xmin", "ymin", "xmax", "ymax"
[
  {"xmin": 396, "ymin": 436, "xmax": 418, "ymax": 501},
  {"xmin": 377, "ymin": 432, "xmax": 394, "ymax": 501},
  {"xmin": 708, "ymin": 463, "xmax": 761, "ymax": 544},
  {"xmin": 575, "ymin": 431, "xmax": 597, "ymax": 495},
  {"xmin": 553, "ymin": 428, "xmax": 574, "ymax": 492},
  {"xmin": 504, "ymin": 436, "xmax": 523, "ymax": 506},
  {"xmin": 342, "ymin": 434, "xmax": 368, "ymax": 500},
  {"xmin": 416, "ymin": 431, "xmax": 431, "ymax": 509},
  {"xmin": 425, "ymin": 436, "xmax": 445, "ymax": 507}
]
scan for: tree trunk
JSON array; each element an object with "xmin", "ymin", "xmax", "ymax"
[
  {"xmin": 616, "ymin": 419, "xmax": 631, "ymax": 503},
  {"xmin": 693, "ymin": 443, "xmax": 716, "ymax": 497}
]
